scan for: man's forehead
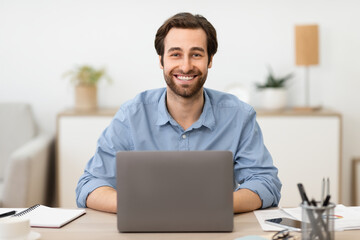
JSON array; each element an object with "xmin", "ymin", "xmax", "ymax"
[{"xmin": 164, "ymin": 28, "xmax": 207, "ymax": 51}]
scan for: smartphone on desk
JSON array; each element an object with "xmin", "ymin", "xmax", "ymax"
[{"xmin": 265, "ymin": 217, "xmax": 302, "ymax": 231}]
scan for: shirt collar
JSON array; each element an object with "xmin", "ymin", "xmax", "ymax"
[
  {"xmin": 156, "ymin": 89, "xmax": 171, "ymax": 126},
  {"xmin": 156, "ymin": 88, "xmax": 216, "ymax": 131}
]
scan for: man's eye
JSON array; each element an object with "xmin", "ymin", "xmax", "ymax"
[
  {"xmin": 193, "ymin": 54, "xmax": 202, "ymax": 57},
  {"xmin": 171, "ymin": 53, "xmax": 180, "ymax": 57}
]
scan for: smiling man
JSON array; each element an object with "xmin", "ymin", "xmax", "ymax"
[
  {"xmin": 76, "ymin": 13, "xmax": 281, "ymax": 213},
  {"xmin": 161, "ymin": 27, "xmax": 210, "ymax": 131}
]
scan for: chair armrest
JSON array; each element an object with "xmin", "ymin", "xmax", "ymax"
[{"xmin": 1, "ymin": 133, "xmax": 53, "ymax": 207}]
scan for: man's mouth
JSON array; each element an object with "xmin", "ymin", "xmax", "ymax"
[{"xmin": 174, "ymin": 74, "xmax": 197, "ymax": 81}]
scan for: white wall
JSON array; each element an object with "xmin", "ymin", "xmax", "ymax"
[{"xmin": 1, "ymin": 0, "xmax": 360, "ymax": 205}]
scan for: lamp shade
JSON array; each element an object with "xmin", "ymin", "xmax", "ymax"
[{"xmin": 295, "ymin": 25, "xmax": 319, "ymax": 66}]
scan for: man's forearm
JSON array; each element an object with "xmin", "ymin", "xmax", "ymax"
[
  {"xmin": 233, "ymin": 188, "xmax": 262, "ymax": 213},
  {"xmin": 86, "ymin": 186, "xmax": 117, "ymax": 213}
]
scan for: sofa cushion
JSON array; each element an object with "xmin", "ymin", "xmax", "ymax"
[{"xmin": 0, "ymin": 103, "xmax": 36, "ymax": 180}]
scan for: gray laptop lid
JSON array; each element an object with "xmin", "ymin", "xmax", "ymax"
[{"xmin": 116, "ymin": 151, "xmax": 234, "ymax": 232}]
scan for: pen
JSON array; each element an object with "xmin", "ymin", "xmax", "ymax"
[
  {"xmin": 322, "ymin": 195, "xmax": 331, "ymax": 207},
  {"xmin": 311, "ymin": 198, "xmax": 318, "ymax": 207},
  {"xmin": 0, "ymin": 210, "xmax": 16, "ymax": 218},
  {"xmin": 297, "ymin": 183, "xmax": 310, "ymax": 205},
  {"xmin": 327, "ymin": 177, "xmax": 330, "ymax": 196},
  {"xmin": 321, "ymin": 177, "xmax": 325, "ymax": 202}
]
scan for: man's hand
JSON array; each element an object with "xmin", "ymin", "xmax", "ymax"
[
  {"xmin": 233, "ymin": 189, "xmax": 262, "ymax": 213},
  {"xmin": 86, "ymin": 186, "xmax": 117, "ymax": 213}
]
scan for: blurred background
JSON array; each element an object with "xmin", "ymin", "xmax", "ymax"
[{"xmin": 1, "ymin": 0, "xmax": 359, "ymax": 207}]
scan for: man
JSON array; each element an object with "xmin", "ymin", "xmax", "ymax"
[{"xmin": 76, "ymin": 12, "xmax": 281, "ymax": 213}]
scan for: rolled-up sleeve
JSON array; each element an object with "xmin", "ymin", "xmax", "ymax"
[
  {"xmin": 234, "ymin": 108, "xmax": 282, "ymax": 208},
  {"xmin": 76, "ymin": 170, "xmax": 114, "ymax": 208},
  {"xmin": 75, "ymin": 108, "xmax": 133, "ymax": 208}
]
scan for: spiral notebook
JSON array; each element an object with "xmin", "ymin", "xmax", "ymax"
[{"xmin": 13, "ymin": 204, "xmax": 86, "ymax": 228}]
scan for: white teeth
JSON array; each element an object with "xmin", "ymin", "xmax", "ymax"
[{"xmin": 177, "ymin": 75, "xmax": 194, "ymax": 81}]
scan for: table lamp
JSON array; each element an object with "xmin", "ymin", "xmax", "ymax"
[{"xmin": 295, "ymin": 24, "xmax": 319, "ymax": 110}]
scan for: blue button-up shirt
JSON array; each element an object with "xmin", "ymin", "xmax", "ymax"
[{"xmin": 76, "ymin": 88, "xmax": 281, "ymax": 208}]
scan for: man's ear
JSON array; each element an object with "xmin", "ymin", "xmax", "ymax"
[
  {"xmin": 159, "ymin": 55, "xmax": 164, "ymax": 69},
  {"xmin": 208, "ymin": 55, "xmax": 213, "ymax": 68}
]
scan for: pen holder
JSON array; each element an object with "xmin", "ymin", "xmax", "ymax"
[{"xmin": 301, "ymin": 202, "xmax": 335, "ymax": 240}]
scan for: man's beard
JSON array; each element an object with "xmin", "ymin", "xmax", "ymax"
[{"xmin": 163, "ymin": 69, "xmax": 207, "ymax": 98}]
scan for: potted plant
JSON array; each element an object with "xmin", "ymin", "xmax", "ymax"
[
  {"xmin": 64, "ymin": 65, "xmax": 112, "ymax": 111},
  {"xmin": 255, "ymin": 67, "xmax": 293, "ymax": 110}
]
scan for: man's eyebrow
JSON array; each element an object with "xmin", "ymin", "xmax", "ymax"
[
  {"xmin": 167, "ymin": 47, "xmax": 205, "ymax": 53},
  {"xmin": 167, "ymin": 47, "xmax": 182, "ymax": 53},
  {"xmin": 191, "ymin": 47, "xmax": 205, "ymax": 52}
]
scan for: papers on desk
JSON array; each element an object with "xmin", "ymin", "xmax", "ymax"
[
  {"xmin": 254, "ymin": 204, "xmax": 360, "ymax": 231},
  {"xmin": 254, "ymin": 208, "xmax": 296, "ymax": 231}
]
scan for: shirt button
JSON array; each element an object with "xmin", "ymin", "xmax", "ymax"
[{"xmin": 182, "ymin": 134, "xmax": 187, "ymax": 139}]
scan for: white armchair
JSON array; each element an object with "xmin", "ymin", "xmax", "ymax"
[{"xmin": 0, "ymin": 103, "xmax": 53, "ymax": 207}]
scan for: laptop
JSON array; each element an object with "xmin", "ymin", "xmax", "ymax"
[{"xmin": 116, "ymin": 151, "xmax": 234, "ymax": 232}]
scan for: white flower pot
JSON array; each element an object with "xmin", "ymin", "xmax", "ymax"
[{"xmin": 260, "ymin": 88, "xmax": 287, "ymax": 110}]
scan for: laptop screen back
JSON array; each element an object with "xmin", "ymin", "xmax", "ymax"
[{"xmin": 116, "ymin": 151, "xmax": 234, "ymax": 232}]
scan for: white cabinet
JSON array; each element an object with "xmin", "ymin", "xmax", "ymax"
[
  {"xmin": 56, "ymin": 109, "xmax": 116, "ymax": 207},
  {"xmin": 56, "ymin": 108, "xmax": 341, "ymax": 208},
  {"xmin": 257, "ymin": 110, "xmax": 341, "ymax": 207}
]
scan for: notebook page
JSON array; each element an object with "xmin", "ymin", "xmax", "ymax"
[{"xmin": 20, "ymin": 205, "xmax": 86, "ymax": 228}]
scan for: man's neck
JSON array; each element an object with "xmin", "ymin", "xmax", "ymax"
[{"xmin": 166, "ymin": 88, "xmax": 205, "ymax": 130}]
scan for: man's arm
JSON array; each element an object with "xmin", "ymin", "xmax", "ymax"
[
  {"xmin": 86, "ymin": 186, "xmax": 117, "ymax": 213},
  {"xmin": 233, "ymin": 189, "xmax": 262, "ymax": 213},
  {"xmin": 76, "ymin": 107, "xmax": 133, "ymax": 209},
  {"xmin": 233, "ymin": 107, "xmax": 282, "ymax": 209}
]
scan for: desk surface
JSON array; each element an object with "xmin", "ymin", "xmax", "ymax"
[{"xmin": 33, "ymin": 209, "xmax": 358, "ymax": 240}]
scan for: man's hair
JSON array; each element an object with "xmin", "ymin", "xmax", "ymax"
[{"xmin": 155, "ymin": 12, "xmax": 218, "ymax": 66}]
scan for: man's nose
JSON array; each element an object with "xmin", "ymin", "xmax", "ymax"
[{"xmin": 179, "ymin": 57, "xmax": 193, "ymax": 73}]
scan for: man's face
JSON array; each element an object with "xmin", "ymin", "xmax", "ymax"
[{"xmin": 160, "ymin": 28, "xmax": 212, "ymax": 99}]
